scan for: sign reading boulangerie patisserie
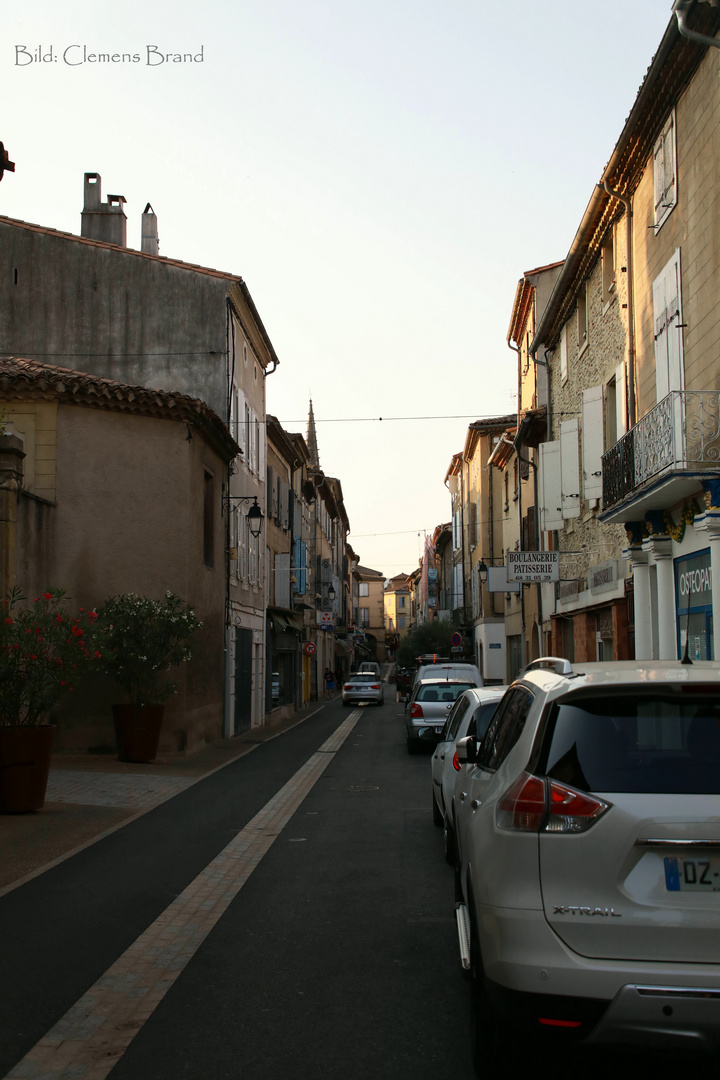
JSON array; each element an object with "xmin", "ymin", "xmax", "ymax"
[{"xmin": 507, "ymin": 551, "xmax": 559, "ymax": 583}]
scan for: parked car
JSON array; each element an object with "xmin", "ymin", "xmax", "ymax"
[
  {"xmin": 430, "ymin": 686, "xmax": 507, "ymax": 862},
  {"xmin": 412, "ymin": 661, "xmax": 482, "ymax": 691},
  {"xmin": 358, "ymin": 661, "xmax": 381, "ymax": 678},
  {"xmin": 342, "ymin": 672, "xmax": 384, "ymax": 707},
  {"xmin": 453, "ymin": 657, "xmax": 720, "ymax": 1070},
  {"xmin": 405, "ymin": 677, "xmax": 478, "ymax": 753}
]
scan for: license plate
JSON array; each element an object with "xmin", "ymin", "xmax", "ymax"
[
  {"xmin": 664, "ymin": 856, "xmax": 720, "ymax": 892},
  {"xmin": 435, "ymin": 726, "xmax": 442, "ymax": 733}
]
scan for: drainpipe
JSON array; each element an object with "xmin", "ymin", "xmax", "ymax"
[
  {"xmin": 603, "ymin": 181, "xmax": 637, "ymax": 428},
  {"xmin": 673, "ymin": 0, "xmax": 720, "ymax": 48}
]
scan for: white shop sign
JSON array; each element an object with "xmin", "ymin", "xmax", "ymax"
[{"xmin": 507, "ymin": 551, "xmax": 559, "ymax": 583}]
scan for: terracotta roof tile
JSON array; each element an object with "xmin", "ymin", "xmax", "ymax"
[{"xmin": 0, "ymin": 357, "xmax": 239, "ymax": 461}]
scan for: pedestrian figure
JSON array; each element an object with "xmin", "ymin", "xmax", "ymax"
[{"xmin": 324, "ymin": 667, "xmax": 335, "ymax": 696}]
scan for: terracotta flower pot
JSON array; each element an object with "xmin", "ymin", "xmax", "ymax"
[
  {"xmin": 0, "ymin": 725, "xmax": 56, "ymax": 813},
  {"xmin": 112, "ymin": 704, "xmax": 164, "ymax": 763}
]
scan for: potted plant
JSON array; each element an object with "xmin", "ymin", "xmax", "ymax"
[
  {"xmin": 0, "ymin": 589, "xmax": 102, "ymax": 811},
  {"xmin": 97, "ymin": 592, "xmax": 201, "ymax": 763}
]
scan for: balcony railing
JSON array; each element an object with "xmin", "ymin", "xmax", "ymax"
[{"xmin": 602, "ymin": 390, "xmax": 720, "ymax": 510}]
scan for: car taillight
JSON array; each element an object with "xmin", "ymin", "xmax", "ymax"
[
  {"xmin": 544, "ymin": 780, "xmax": 609, "ymax": 833},
  {"xmin": 496, "ymin": 773, "xmax": 546, "ymax": 831},
  {"xmin": 410, "ymin": 703, "xmax": 424, "ymax": 718},
  {"xmin": 343, "ymin": 683, "xmax": 353, "ymax": 691},
  {"xmin": 370, "ymin": 684, "xmax": 380, "ymax": 690},
  {"xmin": 452, "ymin": 750, "xmax": 460, "ymax": 772},
  {"xmin": 496, "ymin": 773, "xmax": 609, "ymax": 833}
]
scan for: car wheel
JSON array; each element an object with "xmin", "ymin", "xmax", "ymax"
[
  {"xmin": 443, "ymin": 815, "xmax": 456, "ymax": 864},
  {"xmin": 432, "ymin": 791, "xmax": 443, "ymax": 826}
]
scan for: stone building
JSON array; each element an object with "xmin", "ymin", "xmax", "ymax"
[
  {"xmin": 532, "ymin": 2, "xmax": 720, "ymax": 662},
  {"xmin": 0, "ymin": 359, "xmax": 236, "ymax": 752},
  {"xmin": 0, "ymin": 173, "xmax": 278, "ymax": 732}
]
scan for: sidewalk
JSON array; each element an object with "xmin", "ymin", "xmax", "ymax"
[{"xmin": 0, "ymin": 703, "xmax": 324, "ymax": 895}]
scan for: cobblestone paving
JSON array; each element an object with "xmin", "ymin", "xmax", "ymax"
[{"xmin": 45, "ymin": 771, "xmax": 194, "ymax": 809}]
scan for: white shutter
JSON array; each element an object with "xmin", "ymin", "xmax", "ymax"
[
  {"xmin": 560, "ymin": 420, "xmax": 580, "ymax": 520},
  {"xmin": 615, "ymin": 361, "xmax": 627, "ymax": 438},
  {"xmin": 666, "ymin": 250, "xmax": 683, "ymax": 393},
  {"xmin": 235, "ymin": 389, "xmax": 246, "ymax": 455},
  {"xmin": 654, "ymin": 135, "xmax": 665, "ymax": 223},
  {"xmin": 653, "ymin": 249, "xmax": 684, "ymax": 402},
  {"xmin": 258, "ymin": 412, "xmax": 266, "ymax": 479},
  {"xmin": 538, "ymin": 441, "xmax": 563, "ymax": 532},
  {"xmin": 582, "ymin": 386, "xmax": 604, "ymax": 501},
  {"xmin": 560, "ymin": 324, "xmax": 568, "ymax": 383},
  {"xmin": 653, "ymin": 267, "xmax": 670, "ymax": 402}
]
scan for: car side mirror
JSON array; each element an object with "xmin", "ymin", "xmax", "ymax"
[{"xmin": 456, "ymin": 735, "xmax": 481, "ymax": 765}]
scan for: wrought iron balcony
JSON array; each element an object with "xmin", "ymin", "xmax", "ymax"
[{"xmin": 602, "ymin": 390, "xmax": 720, "ymax": 512}]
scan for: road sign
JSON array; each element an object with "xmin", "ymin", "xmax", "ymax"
[
  {"xmin": 451, "ymin": 632, "xmax": 462, "ymax": 647},
  {"xmin": 506, "ymin": 551, "xmax": 559, "ymax": 583},
  {"xmin": 303, "ymin": 642, "xmax": 316, "ymax": 656},
  {"xmin": 451, "ymin": 645, "xmax": 463, "ymax": 653}
]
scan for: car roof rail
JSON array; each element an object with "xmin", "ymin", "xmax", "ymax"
[{"xmin": 523, "ymin": 656, "xmax": 574, "ymax": 676}]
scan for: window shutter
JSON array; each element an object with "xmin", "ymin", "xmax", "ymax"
[
  {"xmin": 281, "ymin": 481, "xmax": 290, "ymax": 531},
  {"xmin": 615, "ymin": 361, "xmax": 627, "ymax": 438},
  {"xmin": 654, "ymin": 136, "xmax": 665, "ymax": 222},
  {"xmin": 275, "ymin": 553, "xmax": 291, "ymax": 609},
  {"xmin": 665, "ymin": 250, "xmax": 683, "ymax": 394},
  {"xmin": 653, "ymin": 249, "xmax": 684, "ymax": 402},
  {"xmin": 538, "ymin": 441, "xmax": 563, "ymax": 532},
  {"xmin": 560, "ymin": 419, "xmax": 580, "ymax": 519},
  {"xmin": 581, "ymin": 386, "xmax": 604, "ymax": 501},
  {"xmin": 235, "ymin": 389, "xmax": 246, "ymax": 454}
]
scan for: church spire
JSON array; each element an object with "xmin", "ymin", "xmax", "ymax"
[{"xmin": 307, "ymin": 398, "xmax": 320, "ymax": 469}]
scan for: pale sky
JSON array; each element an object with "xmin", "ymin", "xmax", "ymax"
[{"xmin": 2, "ymin": 1, "xmax": 675, "ymax": 576}]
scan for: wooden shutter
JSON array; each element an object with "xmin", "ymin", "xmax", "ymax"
[
  {"xmin": 582, "ymin": 386, "xmax": 604, "ymax": 502},
  {"xmin": 538, "ymin": 441, "xmax": 563, "ymax": 532},
  {"xmin": 560, "ymin": 419, "xmax": 580, "ymax": 519}
]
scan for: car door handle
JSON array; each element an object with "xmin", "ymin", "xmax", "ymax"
[{"xmin": 471, "ymin": 800, "xmax": 480, "ymax": 810}]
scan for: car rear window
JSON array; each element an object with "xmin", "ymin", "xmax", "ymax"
[
  {"xmin": 350, "ymin": 674, "xmax": 378, "ymax": 684},
  {"xmin": 541, "ymin": 689, "xmax": 720, "ymax": 794},
  {"xmin": 416, "ymin": 682, "xmax": 474, "ymax": 703}
]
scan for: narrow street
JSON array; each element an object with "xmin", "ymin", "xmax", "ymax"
[{"xmin": 0, "ymin": 695, "xmax": 476, "ymax": 1080}]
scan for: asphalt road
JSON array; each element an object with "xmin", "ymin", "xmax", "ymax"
[
  {"xmin": 0, "ymin": 695, "xmax": 477, "ymax": 1080},
  {"xmin": 0, "ymin": 693, "xmax": 693, "ymax": 1080}
]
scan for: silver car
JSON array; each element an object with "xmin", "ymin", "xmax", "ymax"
[
  {"xmin": 405, "ymin": 678, "xmax": 477, "ymax": 753},
  {"xmin": 430, "ymin": 686, "xmax": 506, "ymax": 862},
  {"xmin": 342, "ymin": 672, "xmax": 384, "ymax": 707},
  {"xmin": 454, "ymin": 658, "xmax": 720, "ymax": 1070}
]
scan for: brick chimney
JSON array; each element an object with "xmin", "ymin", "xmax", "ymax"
[{"xmin": 81, "ymin": 172, "xmax": 127, "ymax": 246}]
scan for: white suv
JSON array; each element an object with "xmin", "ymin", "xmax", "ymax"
[{"xmin": 453, "ymin": 657, "xmax": 720, "ymax": 1069}]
